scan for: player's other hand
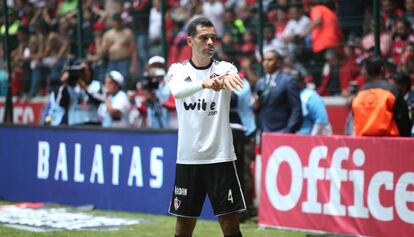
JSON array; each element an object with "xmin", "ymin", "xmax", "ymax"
[
  {"xmin": 202, "ymin": 73, "xmax": 244, "ymax": 92},
  {"xmin": 202, "ymin": 77, "xmax": 224, "ymax": 91},
  {"xmin": 221, "ymin": 73, "xmax": 243, "ymax": 92}
]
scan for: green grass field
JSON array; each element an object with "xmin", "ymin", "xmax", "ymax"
[{"xmin": 0, "ymin": 201, "xmax": 309, "ymax": 237}]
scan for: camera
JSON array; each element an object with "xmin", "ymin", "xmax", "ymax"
[
  {"xmin": 141, "ymin": 76, "xmax": 161, "ymax": 90},
  {"xmin": 141, "ymin": 68, "xmax": 166, "ymax": 90}
]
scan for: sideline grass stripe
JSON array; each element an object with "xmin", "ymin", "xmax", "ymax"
[{"xmin": 0, "ymin": 201, "xmax": 307, "ymax": 237}]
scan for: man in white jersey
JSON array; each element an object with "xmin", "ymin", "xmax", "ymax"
[{"xmin": 167, "ymin": 17, "xmax": 245, "ymax": 237}]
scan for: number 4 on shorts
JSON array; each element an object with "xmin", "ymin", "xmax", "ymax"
[{"xmin": 227, "ymin": 189, "xmax": 234, "ymax": 203}]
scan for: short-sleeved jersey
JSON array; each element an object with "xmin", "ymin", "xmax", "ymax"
[{"xmin": 167, "ymin": 59, "xmax": 238, "ymax": 164}]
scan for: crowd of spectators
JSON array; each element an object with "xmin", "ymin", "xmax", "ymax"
[{"xmin": 0, "ymin": 0, "xmax": 413, "ymax": 136}]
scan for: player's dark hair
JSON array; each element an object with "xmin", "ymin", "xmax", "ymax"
[{"xmin": 187, "ymin": 16, "xmax": 214, "ymax": 37}]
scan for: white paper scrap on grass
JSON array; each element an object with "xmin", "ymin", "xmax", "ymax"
[{"xmin": 0, "ymin": 205, "xmax": 151, "ymax": 231}]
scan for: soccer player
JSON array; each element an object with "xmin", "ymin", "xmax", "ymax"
[{"xmin": 167, "ymin": 16, "xmax": 245, "ymax": 237}]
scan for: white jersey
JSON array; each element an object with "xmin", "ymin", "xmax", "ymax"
[{"xmin": 167, "ymin": 59, "xmax": 238, "ymax": 164}]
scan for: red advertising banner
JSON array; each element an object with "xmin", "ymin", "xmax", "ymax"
[
  {"xmin": 259, "ymin": 133, "xmax": 414, "ymax": 237},
  {"xmin": 0, "ymin": 97, "xmax": 47, "ymax": 124}
]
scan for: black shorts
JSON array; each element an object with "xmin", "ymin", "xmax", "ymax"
[{"xmin": 168, "ymin": 161, "xmax": 246, "ymax": 217}]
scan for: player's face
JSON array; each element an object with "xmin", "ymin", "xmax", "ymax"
[{"xmin": 188, "ymin": 25, "xmax": 216, "ymax": 60}]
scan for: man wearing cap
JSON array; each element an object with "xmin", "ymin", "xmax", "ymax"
[
  {"xmin": 98, "ymin": 71, "xmax": 131, "ymax": 127},
  {"xmin": 139, "ymin": 55, "xmax": 176, "ymax": 128},
  {"xmin": 56, "ymin": 58, "xmax": 102, "ymax": 126},
  {"xmin": 148, "ymin": 56, "xmax": 171, "ymax": 107},
  {"xmin": 99, "ymin": 13, "xmax": 137, "ymax": 88}
]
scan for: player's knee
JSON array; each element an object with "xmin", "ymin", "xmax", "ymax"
[
  {"xmin": 176, "ymin": 217, "xmax": 196, "ymax": 237},
  {"xmin": 219, "ymin": 213, "xmax": 241, "ymax": 235}
]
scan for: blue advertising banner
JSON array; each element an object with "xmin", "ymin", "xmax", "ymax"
[{"xmin": 0, "ymin": 126, "xmax": 215, "ymax": 219}]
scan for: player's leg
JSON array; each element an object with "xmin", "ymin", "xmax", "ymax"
[
  {"xmin": 218, "ymin": 213, "xmax": 242, "ymax": 236},
  {"xmin": 175, "ymin": 216, "xmax": 197, "ymax": 237},
  {"xmin": 205, "ymin": 161, "xmax": 246, "ymax": 236},
  {"xmin": 169, "ymin": 164, "xmax": 206, "ymax": 237}
]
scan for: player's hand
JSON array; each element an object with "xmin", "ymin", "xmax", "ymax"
[
  {"xmin": 221, "ymin": 73, "xmax": 243, "ymax": 92},
  {"xmin": 202, "ymin": 77, "xmax": 223, "ymax": 91}
]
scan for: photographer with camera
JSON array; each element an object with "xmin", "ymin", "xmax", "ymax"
[
  {"xmin": 136, "ymin": 56, "xmax": 177, "ymax": 129},
  {"xmin": 140, "ymin": 67, "xmax": 170, "ymax": 129},
  {"xmin": 98, "ymin": 71, "xmax": 131, "ymax": 128},
  {"xmin": 55, "ymin": 58, "xmax": 103, "ymax": 125}
]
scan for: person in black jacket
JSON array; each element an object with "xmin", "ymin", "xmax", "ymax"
[{"xmin": 254, "ymin": 50, "xmax": 303, "ymax": 133}]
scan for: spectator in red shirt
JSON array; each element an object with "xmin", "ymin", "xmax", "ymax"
[
  {"xmin": 269, "ymin": 6, "xmax": 288, "ymax": 39},
  {"xmin": 317, "ymin": 48, "xmax": 342, "ymax": 96},
  {"xmin": 392, "ymin": 17, "xmax": 414, "ymax": 66},
  {"xmin": 381, "ymin": 0, "xmax": 404, "ymax": 31},
  {"xmin": 339, "ymin": 41, "xmax": 361, "ymax": 96},
  {"xmin": 302, "ymin": 1, "xmax": 342, "ymax": 55},
  {"xmin": 19, "ymin": 1, "xmax": 35, "ymax": 26},
  {"xmin": 301, "ymin": 0, "xmax": 342, "ymax": 86}
]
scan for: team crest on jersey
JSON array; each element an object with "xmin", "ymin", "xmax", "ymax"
[
  {"xmin": 209, "ymin": 73, "xmax": 219, "ymax": 79},
  {"xmin": 174, "ymin": 197, "xmax": 181, "ymax": 210},
  {"xmin": 184, "ymin": 76, "xmax": 192, "ymax": 82}
]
